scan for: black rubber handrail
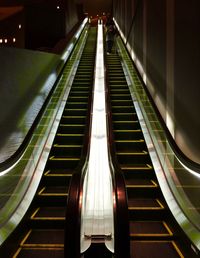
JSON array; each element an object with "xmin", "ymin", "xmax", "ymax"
[
  {"xmin": 64, "ymin": 25, "xmax": 97, "ymax": 258},
  {"xmin": 104, "ymin": 31, "xmax": 130, "ymax": 258}
]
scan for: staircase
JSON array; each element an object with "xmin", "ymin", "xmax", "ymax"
[
  {"xmin": 10, "ymin": 27, "xmax": 97, "ymax": 258},
  {"xmin": 106, "ymin": 52, "xmax": 186, "ymax": 258}
]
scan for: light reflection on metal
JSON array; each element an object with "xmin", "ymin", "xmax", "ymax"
[
  {"xmin": 177, "ymin": 158, "xmax": 200, "ymax": 179},
  {"xmin": 0, "ymin": 20, "xmax": 89, "ymax": 245},
  {"xmin": 61, "ymin": 18, "xmax": 88, "ymax": 61},
  {"xmin": 81, "ymin": 23, "xmax": 114, "ymax": 253}
]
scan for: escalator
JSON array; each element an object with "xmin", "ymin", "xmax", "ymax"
[
  {"xmin": 106, "ymin": 52, "xmax": 195, "ymax": 258},
  {"xmin": 2, "ymin": 26, "xmax": 97, "ymax": 258}
]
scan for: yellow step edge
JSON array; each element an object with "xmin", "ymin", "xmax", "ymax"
[
  {"xmin": 115, "ymin": 139, "xmax": 144, "ymax": 143},
  {"xmin": 53, "ymin": 144, "xmax": 82, "ymax": 148},
  {"xmin": 113, "ymin": 121, "xmax": 138, "ymax": 123},
  {"xmin": 56, "ymin": 133, "xmax": 84, "ymax": 136},
  {"xmin": 129, "ymin": 240, "xmax": 184, "ymax": 258},
  {"xmin": 13, "ymin": 246, "xmax": 64, "ymax": 257},
  {"xmin": 67, "ymin": 102, "xmax": 87, "ymax": 104},
  {"xmin": 30, "ymin": 208, "xmax": 64, "ymax": 221},
  {"xmin": 130, "ymin": 221, "xmax": 173, "ymax": 237},
  {"xmin": 126, "ymin": 180, "xmax": 158, "ymax": 188},
  {"xmin": 114, "ymin": 129, "xmax": 141, "ymax": 132},
  {"xmin": 172, "ymin": 241, "xmax": 185, "ymax": 258},
  {"xmin": 112, "ymin": 106, "xmax": 135, "ymax": 108},
  {"xmin": 44, "ymin": 170, "xmax": 72, "ymax": 177},
  {"xmin": 111, "ymin": 94, "xmax": 130, "ymax": 96},
  {"xmin": 130, "ymin": 233, "xmax": 171, "ymax": 237},
  {"xmin": 121, "ymin": 164, "xmax": 153, "ymax": 170},
  {"xmin": 111, "ymin": 100, "xmax": 132, "ymax": 102},
  {"xmin": 62, "ymin": 116, "xmax": 86, "ymax": 118},
  {"xmin": 49, "ymin": 156, "xmax": 80, "ymax": 161},
  {"xmin": 38, "ymin": 187, "xmax": 68, "ymax": 196},
  {"xmin": 64, "ymin": 108, "xmax": 87, "ymax": 111},
  {"xmin": 113, "ymin": 113, "xmax": 135, "ymax": 115},
  {"xmin": 20, "ymin": 231, "xmax": 64, "ymax": 248},
  {"xmin": 22, "ymin": 244, "xmax": 64, "ymax": 248},
  {"xmin": 129, "ymin": 199, "xmax": 164, "ymax": 210},
  {"xmin": 59, "ymin": 124, "xmax": 85, "ymax": 127},
  {"xmin": 20, "ymin": 230, "xmax": 32, "ymax": 246},
  {"xmin": 68, "ymin": 96, "xmax": 88, "ymax": 99},
  {"xmin": 117, "ymin": 151, "xmax": 148, "ymax": 155}
]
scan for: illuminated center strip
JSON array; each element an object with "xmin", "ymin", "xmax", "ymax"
[{"xmin": 81, "ymin": 23, "xmax": 114, "ymax": 252}]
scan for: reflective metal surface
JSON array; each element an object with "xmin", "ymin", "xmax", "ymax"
[
  {"xmin": 0, "ymin": 19, "xmax": 88, "ymax": 245},
  {"xmin": 81, "ymin": 23, "xmax": 114, "ymax": 253}
]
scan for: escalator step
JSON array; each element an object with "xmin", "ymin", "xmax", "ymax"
[
  {"xmin": 20, "ymin": 229, "xmax": 64, "ymax": 247},
  {"xmin": 113, "ymin": 120, "xmax": 139, "ymax": 127},
  {"xmin": 51, "ymin": 144, "xmax": 82, "ymax": 156},
  {"xmin": 65, "ymin": 102, "xmax": 88, "ymax": 109},
  {"xmin": 130, "ymin": 221, "xmax": 173, "ymax": 239},
  {"xmin": 14, "ymin": 247, "xmax": 64, "ymax": 258},
  {"xmin": 114, "ymin": 131, "xmax": 145, "ymax": 141},
  {"xmin": 48, "ymin": 156, "xmax": 80, "ymax": 169},
  {"xmin": 55, "ymin": 134, "xmax": 84, "ymax": 144},
  {"xmin": 112, "ymin": 113, "xmax": 138, "ymax": 120},
  {"xmin": 121, "ymin": 166, "xmax": 155, "ymax": 180},
  {"xmin": 37, "ymin": 186, "xmax": 68, "ymax": 205},
  {"xmin": 110, "ymin": 94, "xmax": 131, "ymax": 100},
  {"xmin": 61, "ymin": 116, "xmax": 86, "ymax": 124},
  {"xmin": 43, "ymin": 169, "xmax": 72, "ymax": 185},
  {"xmin": 38, "ymin": 186, "xmax": 68, "ymax": 196},
  {"xmin": 130, "ymin": 240, "xmax": 184, "ymax": 258},
  {"xmin": 117, "ymin": 151, "xmax": 151, "ymax": 164},
  {"xmin": 125, "ymin": 179, "xmax": 157, "ymax": 187},
  {"xmin": 44, "ymin": 169, "xmax": 73, "ymax": 176},
  {"xmin": 111, "ymin": 106, "xmax": 135, "ymax": 112},
  {"xmin": 57, "ymin": 124, "xmax": 85, "ymax": 134},
  {"xmin": 128, "ymin": 198, "xmax": 164, "ymax": 209},
  {"xmin": 115, "ymin": 139, "xmax": 146, "ymax": 150},
  {"xmin": 31, "ymin": 207, "xmax": 65, "ymax": 219}
]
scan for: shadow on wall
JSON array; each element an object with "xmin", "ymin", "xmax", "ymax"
[{"xmin": 113, "ymin": 0, "xmax": 200, "ymax": 164}]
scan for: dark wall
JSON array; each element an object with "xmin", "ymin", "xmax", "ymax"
[
  {"xmin": 84, "ymin": 0, "xmax": 112, "ymax": 16},
  {"xmin": 25, "ymin": 2, "xmax": 65, "ymax": 49},
  {"xmin": 0, "ymin": 7, "xmax": 25, "ymax": 48},
  {"xmin": 113, "ymin": 0, "xmax": 200, "ymax": 164},
  {"xmin": 0, "ymin": 0, "xmax": 79, "ymax": 50}
]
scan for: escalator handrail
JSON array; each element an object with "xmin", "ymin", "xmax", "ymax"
[
  {"xmin": 104, "ymin": 32, "xmax": 130, "ymax": 258},
  {"xmin": 64, "ymin": 25, "xmax": 97, "ymax": 258}
]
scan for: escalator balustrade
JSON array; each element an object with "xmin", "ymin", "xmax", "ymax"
[
  {"xmin": 10, "ymin": 27, "xmax": 97, "ymax": 258},
  {"xmin": 106, "ymin": 52, "xmax": 189, "ymax": 258}
]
